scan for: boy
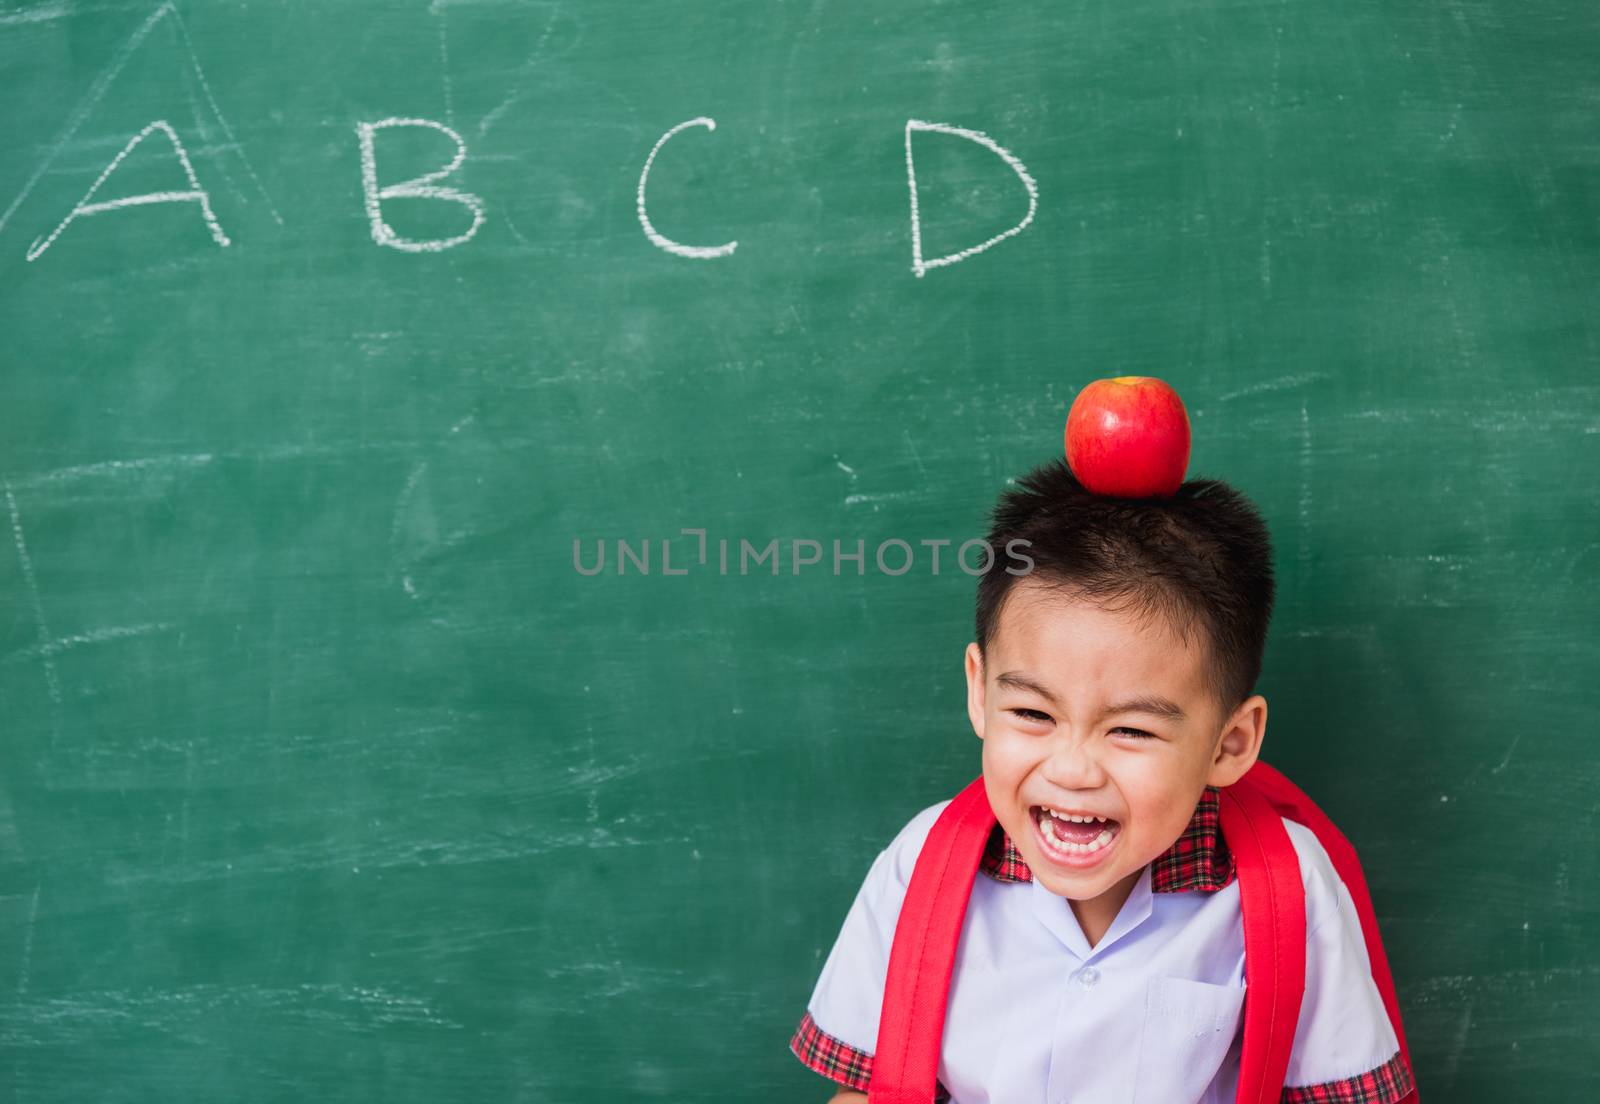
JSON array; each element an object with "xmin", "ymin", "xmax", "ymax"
[{"xmin": 790, "ymin": 459, "xmax": 1415, "ymax": 1103}]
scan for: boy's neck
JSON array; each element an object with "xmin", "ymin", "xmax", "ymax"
[{"xmin": 1067, "ymin": 865, "xmax": 1145, "ymax": 948}]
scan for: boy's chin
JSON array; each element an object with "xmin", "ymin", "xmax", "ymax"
[{"xmin": 1035, "ymin": 861, "xmax": 1124, "ymax": 899}]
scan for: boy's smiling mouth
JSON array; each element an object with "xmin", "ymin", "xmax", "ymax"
[{"xmin": 1030, "ymin": 805, "xmax": 1122, "ymax": 866}]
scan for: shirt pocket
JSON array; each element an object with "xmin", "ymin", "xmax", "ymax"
[{"xmin": 1131, "ymin": 975, "xmax": 1246, "ymax": 1104}]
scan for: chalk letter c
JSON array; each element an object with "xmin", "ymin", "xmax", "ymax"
[{"xmin": 637, "ymin": 117, "xmax": 738, "ymax": 260}]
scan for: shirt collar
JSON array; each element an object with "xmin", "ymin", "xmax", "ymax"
[{"xmin": 979, "ymin": 785, "xmax": 1237, "ymax": 892}]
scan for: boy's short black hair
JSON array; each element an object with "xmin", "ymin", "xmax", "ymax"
[{"xmin": 976, "ymin": 457, "xmax": 1277, "ymax": 720}]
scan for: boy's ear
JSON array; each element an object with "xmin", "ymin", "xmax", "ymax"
[
  {"xmin": 964, "ymin": 642, "xmax": 986, "ymax": 740},
  {"xmin": 1206, "ymin": 693, "xmax": 1267, "ymax": 788}
]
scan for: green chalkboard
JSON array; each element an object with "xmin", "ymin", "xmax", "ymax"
[{"xmin": 2, "ymin": 1, "xmax": 1597, "ymax": 1100}]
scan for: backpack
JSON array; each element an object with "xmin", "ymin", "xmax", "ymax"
[{"xmin": 865, "ymin": 760, "xmax": 1418, "ymax": 1104}]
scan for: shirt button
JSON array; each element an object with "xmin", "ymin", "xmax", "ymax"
[{"xmin": 1074, "ymin": 966, "xmax": 1100, "ymax": 988}]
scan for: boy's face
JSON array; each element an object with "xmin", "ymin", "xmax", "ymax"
[{"xmin": 965, "ymin": 578, "xmax": 1266, "ymax": 914}]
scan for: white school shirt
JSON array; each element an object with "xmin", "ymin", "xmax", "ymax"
[{"xmin": 796, "ymin": 791, "xmax": 1410, "ymax": 1104}]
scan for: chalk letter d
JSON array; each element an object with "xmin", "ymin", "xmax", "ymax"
[{"xmin": 904, "ymin": 119, "xmax": 1039, "ymax": 278}]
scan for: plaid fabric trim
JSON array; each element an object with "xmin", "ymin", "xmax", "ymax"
[
  {"xmin": 980, "ymin": 785, "xmax": 1237, "ymax": 893},
  {"xmin": 1281, "ymin": 1048, "xmax": 1415, "ymax": 1103},
  {"xmin": 789, "ymin": 1009, "xmax": 952, "ymax": 1103}
]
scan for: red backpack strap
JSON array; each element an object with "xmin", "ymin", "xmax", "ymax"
[
  {"xmin": 1220, "ymin": 773, "xmax": 1308, "ymax": 1104},
  {"xmin": 1236, "ymin": 762, "xmax": 1419, "ymax": 1102},
  {"xmin": 868, "ymin": 777, "xmax": 993, "ymax": 1104}
]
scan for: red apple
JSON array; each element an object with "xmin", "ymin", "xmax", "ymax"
[{"xmin": 1064, "ymin": 376, "xmax": 1191, "ymax": 497}]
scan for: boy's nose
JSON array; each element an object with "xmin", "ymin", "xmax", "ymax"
[{"xmin": 1041, "ymin": 735, "xmax": 1108, "ymax": 787}]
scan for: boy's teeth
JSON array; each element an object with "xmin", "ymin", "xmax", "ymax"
[
  {"xmin": 1035, "ymin": 807, "xmax": 1118, "ymax": 853},
  {"xmin": 1042, "ymin": 808, "xmax": 1110, "ymax": 824}
]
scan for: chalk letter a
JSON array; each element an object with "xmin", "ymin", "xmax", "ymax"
[
  {"xmin": 356, "ymin": 117, "xmax": 485, "ymax": 253},
  {"xmin": 904, "ymin": 119, "xmax": 1038, "ymax": 278},
  {"xmin": 27, "ymin": 119, "xmax": 230, "ymax": 262}
]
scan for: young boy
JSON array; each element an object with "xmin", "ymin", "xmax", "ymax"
[{"xmin": 790, "ymin": 459, "xmax": 1415, "ymax": 1104}]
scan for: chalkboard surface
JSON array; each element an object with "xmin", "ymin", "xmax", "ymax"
[{"xmin": 2, "ymin": 1, "xmax": 1596, "ymax": 1101}]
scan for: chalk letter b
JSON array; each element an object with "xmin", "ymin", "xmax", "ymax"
[{"xmin": 356, "ymin": 117, "xmax": 486, "ymax": 253}]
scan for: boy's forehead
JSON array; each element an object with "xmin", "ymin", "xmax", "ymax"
[{"xmin": 991, "ymin": 582, "xmax": 1206, "ymax": 694}]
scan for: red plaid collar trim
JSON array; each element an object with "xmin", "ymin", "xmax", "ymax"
[
  {"xmin": 1283, "ymin": 1048, "xmax": 1415, "ymax": 1103},
  {"xmin": 980, "ymin": 785, "xmax": 1237, "ymax": 892}
]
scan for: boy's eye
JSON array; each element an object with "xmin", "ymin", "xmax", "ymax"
[{"xmin": 1006, "ymin": 712, "xmax": 1158, "ymax": 740}]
